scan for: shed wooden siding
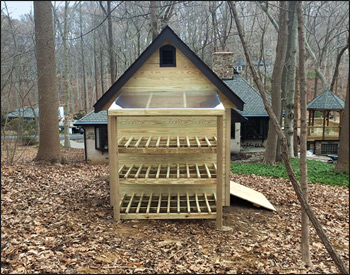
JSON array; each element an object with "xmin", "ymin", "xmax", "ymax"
[
  {"xmin": 105, "ymin": 43, "xmax": 235, "ymax": 206},
  {"xmin": 102, "ymin": 42, "xmax": 236, "ymax": 110}
]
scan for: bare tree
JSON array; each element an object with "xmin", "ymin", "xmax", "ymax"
[
  {"xmin": 150, "ymin": 1, "xmax": 158, "ymax": 40},
  {"xmin": 53, "ymin": 1, "xmax": 71, "ymax": 148},
  {"xmin": 33, "ymin": 1, "xmax": 63, "ymax": 163},
  {"xmin": 263, "ymin": 1, "xmax": 288, "ymax": 165},
  {"xmin": 297, "ymin": 1, "xmax": 311, "ymax": 266},
  {"xmin": 229, "ymin": 2, "xmax": 348, "ymax": 273},
  {"xmin": 100, "ymin": 1, "xmax": 116, "ymax": 84},
  {"xmin": 283, "ymin": 1, "xmax": 298, "ymax": 156},
  {"xmin": 330, "ymin": 37, "xmax": 349, "ymax": 93},
  {"xmin": 335, "ymin": 75, "xmax": 349, "ymax": 173}
]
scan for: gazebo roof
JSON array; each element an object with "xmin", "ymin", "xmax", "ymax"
[{"xmin": 307, "ymin": 90, "xmax": 345, "ymax": 111}]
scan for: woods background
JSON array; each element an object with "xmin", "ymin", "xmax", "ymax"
[{"xmin": 1, "ymin": 1, "xmax": 348, "ymax": 118}]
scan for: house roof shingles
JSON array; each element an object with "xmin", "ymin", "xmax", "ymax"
[
  {"xmin": 74, "ymin": 110, "xmax": 107, "ymax": 126},
  {"xmin": 8, "ymin": 108, "xmax": 39, "ymax": 119},
  {"xmin": 224, "ymin": 74, "xmax": 268, "ymax": 117},
  {"xmin": 307, "ymin": 90, "xmax": 345, "ymax": 110}
]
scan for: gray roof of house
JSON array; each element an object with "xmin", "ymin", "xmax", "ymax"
[
  {"xmin": 74, "ymin": 110, "xmax": 107, "ymax": 126},
  {"xmin": 8, "ymin": 108, "xmax": 39, "ymax": 118},
  {"xmin": 223, "ymin": 75, "xmax": 268, "ymax": 117},
  {"xmin": 307, "ymin": 90, "xmax": 345, "ymax": 110}
]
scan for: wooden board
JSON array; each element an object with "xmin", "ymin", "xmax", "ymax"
[{"xmin": 230, "ymin": 181, "xmax": 276, "ymax": 211}]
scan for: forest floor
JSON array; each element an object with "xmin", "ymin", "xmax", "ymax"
[{"xmin": 1, "ymin": 146, "xmax": 349, "ymax": 274}]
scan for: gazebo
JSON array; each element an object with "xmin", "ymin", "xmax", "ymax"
[{"xmin": 307, "ymin": 89, "xmax": 345, "ymax": 154}]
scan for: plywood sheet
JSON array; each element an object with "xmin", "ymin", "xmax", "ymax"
[{"xmin": 230, "ymin": 181, "xmax": 276, "ymax": 211}]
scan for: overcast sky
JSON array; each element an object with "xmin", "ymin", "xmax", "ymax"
[{"xmin": 2, "ymin": 1, "xmax": 33, "ymax": 19}]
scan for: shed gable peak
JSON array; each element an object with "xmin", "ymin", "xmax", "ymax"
[{"xmin": 93, "ymin": 26, "xmax": 244, "ymax": 112}]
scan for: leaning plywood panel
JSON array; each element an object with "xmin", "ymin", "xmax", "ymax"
[{"xmin": 230, "ymin": 181, "xmax": 276, "ymax": 211}]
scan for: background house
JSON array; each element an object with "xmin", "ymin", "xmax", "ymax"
[
  {"xmin": 75, "ymin": 49, "xmax": 270, "ymax": 163},
  {"xmin": 212, "ymin": 51, "xmax": 269, "ymax": 148},
  {"xmin": 8, "ymin": 107, "xmax": 39, "ymax": 121},
  {"xmin": 307, "ymin": 89, "xmax": 345, "ymax": 155}
]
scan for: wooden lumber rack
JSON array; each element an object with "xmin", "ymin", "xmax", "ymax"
[
  {"xmin": 108, "ymin": 112, "xmax": 225, "ymax": 229},
  {"xmin": 119, "ymin": 163, "xmax": 217, "ymax": 182},
  {"xmin": 119, "ymin": 192, "xmax": 217, "ymax": 219},
  {"xmin": 118, "ymin": 136, "xmax": 217, "ymax": 153}
]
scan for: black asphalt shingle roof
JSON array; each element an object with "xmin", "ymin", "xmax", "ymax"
[
  {"xmin": 307, "ymin": 90, "xmax": 345, "ymax": 110},
  {"xmin": 73, "ymin": 110, "xmax": 107, "ymax": 126},
  {"xmin": 223, "ymin": 74, "xmax": 268, "ymax": 117}
]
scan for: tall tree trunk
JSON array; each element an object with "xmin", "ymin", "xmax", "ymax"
[
  {"xmin": 230, "ymin": 2, "xmax": 348, "ymax": 273},
  {"xmin": 264, "ymin": 1, "xmax": 288, "ymax": 165},
  {"xmin": 284, "ymin": 1, "xmax": 298, "ymax": 156},
  {"xmin": 79, "ymin": 2, "xmax": 87, "ymax": 114},
  {"xmin": 335, "ymin": 76, "xmax": 349, "ymax": 173},
  {"xmin": 93, "ymin": 24, "xmax": 99, "ymax": 101},
  {"xmin": 297, "ymin": 1, "xmax": 312, "ymax": 266},
  {"xmin": 209, "ymin": 2, "xmax": 218, "ymax": 51},
  {"xmin": 107, "ymin": 1, "xmax": 116, "ymax": 83},
  {"xmin": 99, "ymin": 2, "xmax": 116, "ymax": 85},
  {"xmin": 293, "ymin": 67, "xmax": 299, "ymax": 157},
  {"xmin": 99, "ymin": 40, "xmax": 105, "ymax": 97},
  {"xmin": 63, "ymin": 1, "xmax": 71, "ymax": 148},
  {"xmin": 150, "ymin": 1, "xmax": 158, "ymax": 40},
  {"xmin": 330, "ymin": 37, "xmax": 349, "ymax": 92},
  {"xmin": 34, "ymin": 1, "xmax": 63, "ymax": 163}
]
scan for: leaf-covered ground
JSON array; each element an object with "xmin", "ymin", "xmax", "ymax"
[{"xmin": 1, "ymin": 147, "xmax": 349, "ymax": 274}]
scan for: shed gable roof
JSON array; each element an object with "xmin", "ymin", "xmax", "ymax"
[
  {"xmin": 307, "ymin": 90, "xmax": 345, "ymax": 110},
  {"xmin": 93, "ymin": 26, "xmax": 244, "ymax": 112}
]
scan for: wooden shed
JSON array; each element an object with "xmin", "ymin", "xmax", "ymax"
[{"xmin": 93, "ymin": 26, "xmax": 244, "ymax": 229}]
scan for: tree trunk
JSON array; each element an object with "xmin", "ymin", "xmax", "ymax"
[
  {"xmin": 335, "ymin": 76, "xmax": 349, "ymax": 173},
  {"xmin": 99, "ymin": 41, "xmax": 105, "ymax": 96},
  {"xmin": 293, "ymin": 67, "xmax": 299, "ymax": 157},
  {"xmin": 150, "ymin": 1, "xmax": 158, "ymax": 41},
  {"xmin": 230, "ymin": 2, "xmax": 349, "ymax": 273},
  {"xmin": 297, "ymin": 1, "xmax": 312, "ymax": 266},
  {"xmin": 63, "ymin": 1, "xmax": 71, "ymax": 148},
  {"xmin": 264, "ymin": 1, "xmax": 288, "ymax": 165},
  {"xmin": 284, "ymin": 1, "xmax": 297, "ymax": 157},
  {"xmin": 79, "ymin": 3, "xmax": 88, "ymax": 114},
  {"xmin": 107, "ymin": 1, "xmax": 116, "ymax": 83},
  {"xmin": 33, "ymin": 1, "xmax": 63, "ymax": 163},
  {"xmin": 330, "ymin": 38, "xmax": 349, "ymax": 92}
]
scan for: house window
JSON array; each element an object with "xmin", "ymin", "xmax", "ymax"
[
  {"xmin": 95, "ymin": 126, "xmax": 108, "ymax": 151},
  {"xmin": 160, "ymin": 45, "xmax": 176, "ymax": 67}
]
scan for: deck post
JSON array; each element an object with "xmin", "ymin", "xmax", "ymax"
[
  {"xmin": 216, "ymin": 115, "xmax": 224, "ymax": 229},
  {"xmin": 108, "ymin": 115, "xmax": 120, "ymax": 221},
  {"xmin": 322, "ymin": 111, "xmax": 326, "ymax": 140}
]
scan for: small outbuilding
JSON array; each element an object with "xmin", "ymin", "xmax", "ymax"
[
  {"xmin": 307, "ymin": 89, "xmax": 345, "ymax": 155},
  {"xmin": 92, "ymin": 26, "xmax": 244, "ymax": 228}
]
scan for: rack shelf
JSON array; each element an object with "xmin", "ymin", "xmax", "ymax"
[
  {"xmin": 119, "ymin": 192, "xmax": 217, "ymax": 219},
  {"xmin": 118, "ymin": 163, "xmax": 217, "ymax": 184},
  {"xmin": 117, "ymin": 136, "xmax": 217, "ymax": 153}
]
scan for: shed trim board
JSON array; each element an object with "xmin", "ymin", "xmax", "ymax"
[{"xmin": 93, "ymin": 26, "xmax": 244, "ymax": 112}]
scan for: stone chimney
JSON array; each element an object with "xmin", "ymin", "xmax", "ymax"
[{"xmin": 212, "ymin": 50, "xmax": 234, "ymax": 80}]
